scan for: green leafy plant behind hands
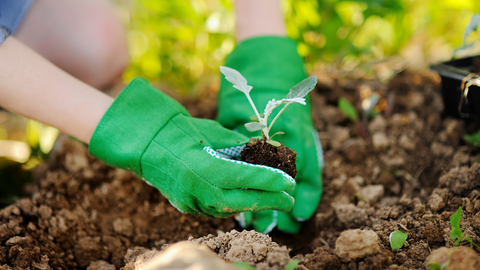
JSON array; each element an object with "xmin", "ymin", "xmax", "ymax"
[
  {"xmin": 464, "ymin": 130, "xmax": 480, "ymax": 163},
  {"xmin": 338, "ymin": 97, "xmax": 358, "ymax": 122},
  {"xmin": 232, "ymin": 260, "xmax": 299, "ymax": 270},
  {"xmin": 389, "ymin": 230, "xmax": 408, "ymax": 251},
  {"xmin": 284, "ymin": 260, "xmax": 300, "ymax": 270},
  {"xmin": 463, "ymin": 13, "xmax": 480, "ymax": 47},
  {"xmin": 338, "ymin": 97, "xmax": 369, "ymax": 138},
  {"xmin": 450, "ymin": 206, "xmax": 480, "ymax": 248},
  {"xmin": 232, "ymin": 261, "xmax": 257, "ymax": 270},
  {"xmin": 220, "ymin": 66, "xmax": 317, "ymax": 145}
]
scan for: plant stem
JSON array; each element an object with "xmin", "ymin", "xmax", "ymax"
[
  {"xmin": 267, "ymin": 103, "xmax": 290, "ymax": 136},
  {"xmin": 246, "ymin": 94, "xmax": 262, "ymax": 124},
  {"xmin": 356, "ymin": 121, "xmax": 369, "ymax": 139}
]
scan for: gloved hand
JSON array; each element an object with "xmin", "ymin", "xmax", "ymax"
[
  {"xmin": 217, "ymin": 37, "xmax": 324, "ymax": 233},
  {"xmin": 89, "ymin": 77, "xmax": 296, "ymax": 218}
]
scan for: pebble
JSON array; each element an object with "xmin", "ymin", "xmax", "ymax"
[
  {"xmin": 335, "ymin": 229, "xmax": 380, "ymax": 262},
  {"xmin": 358, "ymin": 185, "xmax": 385, "ymax": 205}
]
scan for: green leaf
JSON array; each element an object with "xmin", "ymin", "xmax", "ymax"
[
  {"xmin": 266, "ymin": 140, "xmax": 281, "ymax": 147},
  {"xmin": 450, "ymin": 206, "xmax": 462, "ymax": 229},
  {"xmin": 463, "ymin": 131, "xmax": 480, "ymax": 147},
  {"xmin": 338, "ymin": 97, "xmax": 358, "ymax": 122},
  {"xmin": 232, "ymin": 262, "xmax": 257, "ymax": 270},
  {"xmin": 285, "ymin": 260, "xmax": 300, "ymax": 270},
  {"xmin": 220, "ymin": 66, "xmax": 253, "ymax": 95},
  {"xmin": 389, "ymin": 231, "xmax": 408, "ymax": 251},
  {"xmin": 245, "ymin": 122, "xmax": 266, "ymax": 132},
  {"xmin": 450, "ymin": 228, "xmax": 463, "ymax": 239},
  {"xmin": 286, "ymin": 76, "xmax": 317, "ymax": 99},
  {"xmin": 463, "ymin": 13, "xmax": 480, "ymax": 46},
  {"xmin": 455, "ymin": 239, "xmax": 461, "ymax": 246},
  {"xmin": 427, "ymin": 264, "xmax": 441, "ymax": 270},
  {"xmin": 270, "ymin": 131, "xmax": 285, "ymax": 140},
  {"xmin": 249, "ymin": 113, "xmax": 265, "ymax": 122}
]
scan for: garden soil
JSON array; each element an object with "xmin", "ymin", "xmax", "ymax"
[{"xmin": 2, "ymin": 70, "xmax": 480, "ymax": 269}]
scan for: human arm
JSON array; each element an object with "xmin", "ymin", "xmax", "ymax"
[
  {"xmin": 0, "ymin": 36, "xmax": 296, "ymax": 218},
  {"xmin": 0, "ymin": 37, "xmax": 113, "ymax": 144},
  {"xmin": 234, "ymin": 0, "xmax": 286, "ymax": 41}
]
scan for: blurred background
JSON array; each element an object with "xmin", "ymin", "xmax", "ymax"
[{"xmin": 1, "ymin": 0, "xmax": 479, "ymax": 205}]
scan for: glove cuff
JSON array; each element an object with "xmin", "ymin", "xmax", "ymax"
[{"xmin": 89, "ymin": 77, "xmax": 188, "ymax": 173}]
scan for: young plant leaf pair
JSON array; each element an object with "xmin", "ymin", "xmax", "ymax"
[
  {"xmin": 450, "ymin": 206, "xmax": 480, "ymax": 248},
  {"xmin": 220, "ymin": 66, "xmax": 317, "ymax": 146}
]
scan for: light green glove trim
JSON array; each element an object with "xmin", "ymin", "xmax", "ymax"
[
  {"xmin": 218, "ymin": 36, "xmax": 323, "ymax": 233},
  {"xmin": 90, "ymin": 77, "xmax": 296, "ymax": 218}
]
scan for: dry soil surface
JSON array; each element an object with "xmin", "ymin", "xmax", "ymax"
[{"xmin": 2, "ymin": 70, "xmax": 480, "ymax": 270}]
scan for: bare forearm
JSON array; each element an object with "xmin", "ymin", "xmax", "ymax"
[
  {"xmin": 234, "ymin": 0, "xmax": 286, "ymax": 42},
  {"xmin": 0, "ymin": 38, "xmax": 113, "ymax": 144}
]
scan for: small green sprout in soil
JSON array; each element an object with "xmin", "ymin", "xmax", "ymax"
[
  {"xmin": 450, "ymin": 206, "xmax": 480, "ymax": 248},
  {"xmin": 231, "ymin": 260, "xmax": 299, "ymax": 270},
  {"xmin": 220, "ymin": 66, "xmax": 317, "ymax": 147},
  {"xmin": 284, "ymin": 260, "xmax": 300, "ymax": 270},
  {"xmin": 338, "ymin": 97, "xmax": 369, "ymax": 138},
  {"xmin": 463, "ymin": 130, "xmax": 480, "ymax": 163},
  {"xmin": 232, "ymin": 261, "xmax": 257, "ymax": 270},
  {"xmin": 389, "ymin": 230, "xmax": 408, "ymax": 251},
  {"xmin": 427, "ymin": 262, "xmax": 449, "ymax": 270}
]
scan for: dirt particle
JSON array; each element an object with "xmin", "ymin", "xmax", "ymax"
[
  {"xmin": 372, "ymin": 132, "xmax": 390, "ymax": 149},
  {"xmin": 425, "ymin": 246, "xmax": 480, "ymax": 270},
  {"xmin": 74, "ymin": 236, "xmax": 103, "ymax": 268},
  {"xmin": 335, "ymin": 229, "xmax": 380, "ymax": 262},
  {"xmin": 86, "ymin": 260, "xmax": 116, "ymax": 270},
  {"xmin": 113, "ymin": 218, "xmax": 134, "ymax": 237},
  {"xmin": 304, "ymin": 247, "xmax": 341, "ymax": 270},
  {"xmin": 124, "ymin": 247, "xmax": 151, "ymax": 264},
  {"xmin": 358, "ymin": 185, "xmax": 385, "ymax": 205},
  {"xmin": 334, "ymin": 203, "xmax": 367, "ymax": 227},
  {"xmin": 38, "ymin": 205, "xmax": 53, "ymax": 220}
]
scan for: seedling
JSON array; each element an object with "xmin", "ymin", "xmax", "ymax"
[
  {"xmin": 220, "ymin": 66, "xmax": 317, "ymax": 146},
  {"xmin": 232, "ymin": 260, "xmax": 299, "ymax": 270},
  {"xmin": 389, "ymin": 230, "xmax": 408, "ymax": 251},
  {"xmin": 338, "ymin": 97, "xmax": 369, "ymax": 138},
  {"xmin": 232, "ymin": 262, "xmax": 256, "ymax": 270},
  {"xmin": 427, "ymin": 261, "xmax": 449, "ymax": 270},
  {"xmin": 450, "ymin": 206, "xmax": 480, "ymax": 248},
  {"xmin": 463, "ymin": 130, "xmax": 480, "ymax": 163}
]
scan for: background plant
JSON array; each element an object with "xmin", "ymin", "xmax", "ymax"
[
  {"xmin": 115, "ymin": 0, "xmax": 480, "ymax": 95},
  {"xmin": 389, "ymin": 230, "xmax": 408, "ymax": 251},
  {"xmin": 450, "ymin": 206, "xmax": 480, "ymax": 248}
]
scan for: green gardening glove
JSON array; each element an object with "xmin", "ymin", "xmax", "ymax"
[
  {"xmin": 217, "ymin": 37, "xmax": 324, "ymax": 233},
  {"xmin": 89, "ymin": 77, "xmax": 296, "ymax": 218}
]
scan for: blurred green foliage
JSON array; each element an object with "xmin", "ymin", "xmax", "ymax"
[{"xmin": 116, "ymin": 0, "xmax": 480, "ymax": 95}]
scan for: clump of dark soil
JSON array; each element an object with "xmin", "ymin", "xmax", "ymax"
[{"xmin": 241, "ymin": 137, "xmax": 297, "ymax": 178}]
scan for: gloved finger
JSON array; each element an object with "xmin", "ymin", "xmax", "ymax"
[
  {"xmin": 277, "ymin": 211, "xmax": 302, "ymax": 234},
  {"xmin": 203, "ymin": 147, "xmax": 295, "ymax": 193},
  {"xmin": 237, "ymin": 212, "xmax": 253, "ymax": 229},
  {"xmin": 187, "ymin": 118, "xmax": 250, "ymax": 148},
  {"xmin": 209, "ymin": 188, "xmax": 294, "ymax": 214},
  {"xmin": 252, "ymin": 210, "xmax": 277, "ymax": 234},
  {"xmin": 291, "ymin": 132, "xmax": 324, "ymax": 220}
]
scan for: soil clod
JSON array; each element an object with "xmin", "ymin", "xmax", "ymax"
[{"xmin": 241, "ymin": 138, "xmax": 297, "ymax": 178}]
